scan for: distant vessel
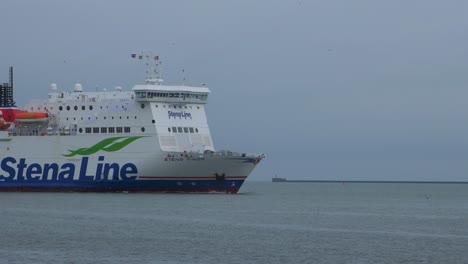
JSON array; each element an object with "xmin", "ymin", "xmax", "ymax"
[
  {"xmin": 0, "ymin": 53, "xmax": 264, "ymax": 193},
  {"xmin": 272, "ymin": 176, "xmax": 287, "ymax": 182}
]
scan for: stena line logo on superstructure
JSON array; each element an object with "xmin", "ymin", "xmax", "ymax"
[
  {"xmin": 0, "ymin": 136, "xmax": 144, "ymax": 182},
  {"xmin": 168, "ymin": 110, "xmax": 192, "ymax": 119}
]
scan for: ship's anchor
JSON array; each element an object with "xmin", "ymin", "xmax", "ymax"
[{"xmin": 215, "ymin": 173, "xmax": 226, "ymax": 181}]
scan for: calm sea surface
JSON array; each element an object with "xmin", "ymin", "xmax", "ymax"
[{"xmin": 1, "ymin": 182, "xmax": 468, "ymax": 264}]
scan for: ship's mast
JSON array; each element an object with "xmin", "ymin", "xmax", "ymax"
[{"xmin": 131, "ymin": 52, "xmax": 163, "ymax": 85}]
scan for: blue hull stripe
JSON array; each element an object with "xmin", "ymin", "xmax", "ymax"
[{"xmin": 0, "ymin": 180, "xmax": 245, "ymax": 193}]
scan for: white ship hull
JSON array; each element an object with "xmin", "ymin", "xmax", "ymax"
[{"xmin": 0, "ymin": 133, "xmax": 260, "ymax": 193}]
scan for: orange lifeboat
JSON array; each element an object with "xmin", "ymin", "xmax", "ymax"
[{"xmin": 14, "ymin": 110, "xmax": 48, "ymax": 123}]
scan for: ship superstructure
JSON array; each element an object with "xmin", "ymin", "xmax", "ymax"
[{"xmin": 0, "ymin": 56, "xmax": 263, "ymax": 193}]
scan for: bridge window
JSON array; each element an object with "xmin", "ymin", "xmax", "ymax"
[
  {"xmin": 85, "ymin": 128, "xmax": 91, "ymax": 134},
  {"xmin": 101, "ymin": 127, "xmax": 107, "ymax": 133},
  {"xmin": 109, "ymin": 127, "xmax": 115, "ymax": 133},
  {"xmin": 116, "ymin": 127, "xmax": 123, "ymax": 133},
  {"xmin": 183, "ymin": 127, "xmax": 189, "ymax": 133},
  {"xmin": 124, "ymin": 127, "xmax": 130, "ymax": 133},
  {"xmin": 93, "ymin": 127, "xmax": 99, "ymax": 133},
  {"xmin": 189, "ymin": 127, "xmax": 194, "ymax": 133},
  {"xmin": 172, "ymin": 127, "xmax": 177, "ymax": 133},
  {"xmin": 177, "ymin": 127, "xmax": 183, "ymax": 133},
  {"xmin": 135, "ymin": 92, "xmax": 146, "ymax": 98}
]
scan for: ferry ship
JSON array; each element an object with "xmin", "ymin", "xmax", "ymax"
[{"xmin": 0, "ymin": 54, "xmax": 263, "ymax": 193}]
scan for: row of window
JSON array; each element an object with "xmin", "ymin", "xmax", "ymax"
[
  {"xmin": 156, "ymin": 105, "xmax": 200, "ymax": 109},
  {"xmin": 76, "ymin": 126, "xmax": 198, "ymax": 134},
  {"xmin": 79, "ymin": 127, "xmax": 133, "ymax": 134},
  {"xmin": 33, "ymin": 105, "xmax": 128, "ymax": 112},
  {"xmin": 65, "ymin": 116, "xmax": 138, "ymax": 121},
  {"xmin": 33, "ymin": 104, "xmax": 201, "ymax": 112},
  {"xmin": 168, "ymin": 127, "xmax": 199, "ymax": 133},
  {"xmin": 136, "ymin": 92, "xmax": 208, "ymax": 101}
]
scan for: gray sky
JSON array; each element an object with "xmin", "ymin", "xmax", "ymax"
[{"xmin": 1, "ymin": 0, "xmax": 468, "ymax": 181}]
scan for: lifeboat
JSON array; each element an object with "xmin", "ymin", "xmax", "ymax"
[{"xmin": 14, "ymin": 110, "xmax": 48, "ymax": 123}]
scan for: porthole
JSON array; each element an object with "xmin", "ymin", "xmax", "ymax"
[
  {"xmin": 89, "ymin": 105, "xmax": 93, "ymax": 110},
  {"xmin": 195, "ymin": 128, "xmax": 199, "ymax": 133},
  {"xmin": 66, "ymin": 106, "xmax": 70, "ymax": 111},
  {"xmin": 141, "ymin": 104, "xmax": 145, "ymax": 109},
  {"xmin": 74, "ymin": 106, "xmax": 78, "ymax": 111},
  {"xmin": 141, "ymin": 127, "xmax": 145, "ymax": 132},
  {"xmin": 79, "ymin": 128, "xmax": 83, "ymax": 133},
  {"xmin": 197, "ymin": 106, "xmax": 200, "ymax": 109},
  {"xmin": 59, "ymin": 106, "xmax": 63, "ymax": 111},
  {"xmin": 168, "ymin": 128, "xmax": 170, "ymax": 132},
  {"xmin": 104, "ymin": 117, "xmax": 106, "ymax": 120},
  {"xmin": 82, "ymin": 106, "xmax": 85, "ymax": 110}
]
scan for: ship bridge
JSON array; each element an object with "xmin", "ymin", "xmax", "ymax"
[{"xmin": 132, "ymin": 84, "xmax": 210, "ymax": 104}]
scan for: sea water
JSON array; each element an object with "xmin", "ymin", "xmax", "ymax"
[{"xmin": 1, "ymin": 182, "xmax": 468, "ymax": 263}]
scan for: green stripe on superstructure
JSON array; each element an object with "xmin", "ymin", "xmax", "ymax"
[{"xmin": 63, "ymin": 136, "xmax": 144, "ymax": 157}]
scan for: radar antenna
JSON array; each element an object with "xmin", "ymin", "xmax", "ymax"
[{"xmin": 131, "ymin": 52, "xmax": 163, "ymax": 85}]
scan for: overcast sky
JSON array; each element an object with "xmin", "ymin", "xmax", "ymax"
[{"xmin": 1, "ymin": 0, "xmax": 468, "ymax": 181}]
